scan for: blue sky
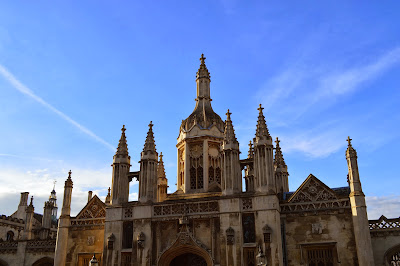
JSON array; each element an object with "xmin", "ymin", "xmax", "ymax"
[{"xmin": 0, "ymin": 1, "xmax": 399, "ymax": 219}]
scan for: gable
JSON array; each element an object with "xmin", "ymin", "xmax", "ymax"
[
  {"xmin": 288, "ymin": 174, "xmax": 339, "ymax": 203},
  {"xmin": 75, "ymin": 195, "xmax": 106, "ymax": 219}
]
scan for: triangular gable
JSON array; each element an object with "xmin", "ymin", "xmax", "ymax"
[
  {"xmin": 288, "ymin": 174, "xmax": 339, "ymax": 203},
  {"xmin": 75, "ymin": 195, "xmax": 106, "ymax": 219}
]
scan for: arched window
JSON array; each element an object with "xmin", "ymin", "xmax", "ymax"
[
  {"xmin": 6, "ymin": 231, "xmax": 14, "ymax": 242},
  {"xmin": 122, "ymin": 221, "xmax": 133, "ymax": 249}
]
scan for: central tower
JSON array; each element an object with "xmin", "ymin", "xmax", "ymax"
[{"xmin": 177, "ymin": 54, "xmax": 225, "ymax": 193}]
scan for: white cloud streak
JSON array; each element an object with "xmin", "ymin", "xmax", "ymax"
[{"xmin": 0, "ymin": 64, "xmax": 115, "ymax": 151}]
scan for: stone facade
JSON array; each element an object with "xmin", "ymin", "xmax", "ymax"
[
  {"xmin": 3, "ymin": 54, "xmax": 399, "ymax": 265},
  {"xmin": 0, "ymin": 190, "xmax": 58, "ymax": 266}
]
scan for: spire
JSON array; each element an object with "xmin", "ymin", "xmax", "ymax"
[
  {"xmin": 105, "ymin": 187, "xmax": 111, "ymax": 204},
  {"xmin": 274, "ymin": 137, "xmax": 286, "ymax": 168},
  {"xmin": 248, "ymin": 140, "xmax": 254, "ymax": 159},
  {"xmin": 255, "ymin": 104, "xmax": 271, "ymax": 142},
  {"xmin": 223, "ymin": 109, "xmax": 238, "ymax": 145},
  {"xmin": 143, "ymin": 121, "xmax": 156, "ymax": 153},
  {"xmin": 196, "ymin": 53, "xmax": 210, "ymax": 80},
  {"xmin": 157, "ymin": 152, "xmax": 166, "ymax": 179},
  {"xmin": 116, "ymin": 125, "xmax": 129, "ymax": 157}
]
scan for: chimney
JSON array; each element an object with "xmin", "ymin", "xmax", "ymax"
[
  {"xmin": 88, "ymin": 191, "xmax": 93, "ymax": 203},
  {"xmin": 14, "ymin": 192, "xmax": 29, "ymax": 220}
]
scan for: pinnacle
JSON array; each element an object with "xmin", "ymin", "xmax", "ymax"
[
  {"xmin": 274, "ymin": 137, "xmax": 286, "ymax": 168},
  {"xmin": 143, "ymin": 121, "xmax": 157, "ymax": 153},
  {"xmin": 157, "ymin": 152, "xmax": 166, "ymax": 179},
  {"xmin": 196, "ymin": 53, "xmax": 210, "ymax": 80},
  {"xmin": 116, "ymin": 125, "xmax": 129, "ymax": 157},
  {"xmin": 248, "ymin": 140, "xmax": 254, "ymax": 158},
  {"xmin": 255, "ymin": 104, "xmax": 271, "ymax": 142},
  {"xmin": 224, "ymin": 109, "xmax": 238, "ymax": 145}
]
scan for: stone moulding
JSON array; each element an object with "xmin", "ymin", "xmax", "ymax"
[
  {"xmin": 280, "ymin": 198, "xmax": 350, "ymax": 213},
  {"xmin": 0, "ymin": 241, "xmax": 18, "ymax": 254},
  {"xmin": 153, "ymin": 201, "xmax": 219, "ymax": 217},
  {"xmin": 70, "ymin": 217, "xmax": 105, "ymax": 227},
  {"xmin": 26, "ymin": 239, "xmax": 56, "ymax": 253}
]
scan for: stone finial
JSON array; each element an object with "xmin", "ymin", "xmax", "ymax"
[
  {"xmin": 65, "ymin": 170, "xmax": 73, "ymax": 187},
  {"xmin": 157, "ymin": 152, "xmax": 166, "ymax": 179},
  {"xmin": 255, "ymin": 104, "xmax": 271, "ymax": 142},
  {"xmin": 274, "ymin": 137, "xmax": 286, "ymax": 168},
  {"xmin": 346, "ymin": 136, "xmax": 357, "ymax": 158},
  {"xmin": 27, "ymin": 196, "xmax": 34, "ymax": 212},
  {"xmin": 116, "ymin": 125, "xmax": 129, "ymax": 157},
  {"xmin": 248, "ymin": 140, "xmax": 254, "ymax": 159},
  {"xmin": 223, "ymin": 109, "xmax": 238, "ymax": 145},
  {"xmin": 196, "ymin": 53, "xmax": 210, "ymax": 80},
  {"xmin": 143, "ymin": 121, "xmax": 157, "ymax": 153}
]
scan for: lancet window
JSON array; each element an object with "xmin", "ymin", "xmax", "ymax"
[
  {"xmin": 208, "ymin": 143, "xmax": 221, "ymax": 185},
  {"xmin": 189, "ymin": 143, "xmax": 203, "ymax": 190},
  {"xmin": 242, "ymin": 213, "xmax": 256, "ymax": 243},
  {"xmin": 122, "ymin": 221, "xmax": 133, "ymax": 249},
  {"xmin": 178, "ymin": 149, "xmax": 185, "ymax": 188}
]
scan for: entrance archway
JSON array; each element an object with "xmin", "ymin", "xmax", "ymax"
[
  {"xmin": 170, "ymin": 253, "xmax": 207, "ymax": 266},
  {"xmin": 158, "ymin": 245, "xmax": 212, "ymax": 266},
  {"xmin": 32, "ymin": 257, "xmax": 54, "ymax": 266}
]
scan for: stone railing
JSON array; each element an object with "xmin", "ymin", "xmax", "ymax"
[
  {"xmin": 0, "ymin": 241, "xmax": 18, "ymax": 253},
  {"xmin": 369, "ymin": 216, "xmax": 400, "ymax": 230},
  {"xmin": 369, "ymin": 216, "xmax": 400, "ymax": 237},
  {"xmin": 153, "ymin": 201, "xmax": 219, "ymax": 217},
  {"xmin": 26, "ymin": 239, "xmax": 56, "ymax": 253}
]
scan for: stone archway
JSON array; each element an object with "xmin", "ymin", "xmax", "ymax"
[
  {"xmin": 158, "ymin": 245, "xmax": 212, "ymax": 266},
  {"xmin": 0, "ymin": 258, "xmax": 8, "ymax": 266},
  {"xmin": 384, "ymin": 243, "xmax": 400, "ymax": 266},
  {"xmin": 170, "ymin": 252, "xmax": 207, "ymax": 266},
  {"xmin": 32, "ymin": 257, "xmax": 54, "ymax": 266}
]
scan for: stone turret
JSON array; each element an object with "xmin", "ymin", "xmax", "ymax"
[
  {"xmin": 49, "ymin": 182, "xmax": 58, "ymax": 221},
  {"xmin": 157, "ymin": 152, "xmax": 168, "ymax": 202},
  {"xmin": 253, "ymin": 104, "xmax": 275, "ymax": 194},
  {"xmin": 105, "ymin": 187, "xmax": 111, "ymax": 205},
  {"xmin": 54, "ymin": 170, "xmax": 73, "ymax": 266},
  {"xmin": 139, "ymin": 121, "xmax": 158, "ymax": 203},
  {"xmin": 346, "ymin": 137, "xmax": 374, "ymax": 265},
  {"xmin": 244, "ymin": 141, "xmax": 255, "ymax": 192},
  {"xmin": 23, "ymin": 196, "xmax": 34, "ymax": 240},
  {"xmin": 111, "ymin": 125, "xmax": 131, "ymax": 205},
  {"xmin": 177, "ymin": 55, "xmax": 224, "ymax": 194},
  {"xmin": 274, "ymin": 137, "xmax": 289, "ymax": 198},
  {"xmin": 222, "ymin": 110, "xmax": 242, "ymax": 195}
]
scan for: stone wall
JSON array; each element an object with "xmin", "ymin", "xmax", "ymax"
[{"xmin": 283, "ymin": 210, "xmax": 357, "ymax": 265}]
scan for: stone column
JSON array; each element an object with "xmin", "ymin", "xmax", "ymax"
[{"xmin": 54, "ymin": 170, "xmax": 73, "ymax": 266}]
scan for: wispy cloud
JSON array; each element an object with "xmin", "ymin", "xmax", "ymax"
[
  {"xmin": 251, "ymin": 46, "xmax": 400, "ymax": 158},
  {"xmin": 366, "ymin": 195, "xmax": 400, "ymax": 220},
  {"xmin": 0, "ymin": 64, "xmax": 115, "ymax": 151}
]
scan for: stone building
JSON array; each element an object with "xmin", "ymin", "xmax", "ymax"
[
  {"xmin": 3, "ymin": 54, "xmax": 399, "ymax": 265},
  {"xmin": 0, "ymin": 189, "xmax": 58, "ymax": 266}
]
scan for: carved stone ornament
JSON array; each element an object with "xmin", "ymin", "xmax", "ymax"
[
  {"xmin": 312, "ymin": 223, "xmax": 323, "ymax": 234},
  {"xmin": 137, "ymin": 232, "xmax": 145, "ymax": 249},
  {"xmin": 226, "ymin": 227, "xmax": 235, "ymax": 245},
  {"xmin": 107, "ymin": 234, "xmax": 115, "ymax": 250},
  {"xmin": 87, "ymin": 236, "xmax": 95, "ymax": 246}
]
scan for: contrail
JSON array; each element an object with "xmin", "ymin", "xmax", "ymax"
[{"xmin": 0, "ymin": 64, "xmax": 115, "ymax": 152}]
